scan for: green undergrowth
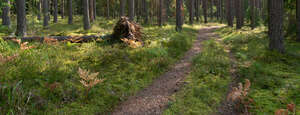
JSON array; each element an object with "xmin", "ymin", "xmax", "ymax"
[
  {"xmin": 216, "ymin": 26, "xmax": 300, "ymax": 114},
  {"xmin": 0, "ymin": 18, "xmax": 212, "ymax": 114},
  {"xmin": 164, "ymin": 37, "xmax": 232, "ymax": 115},
  {"xmin": 164, "ymin": 26, "xmax": 300, "ymax": 115}
]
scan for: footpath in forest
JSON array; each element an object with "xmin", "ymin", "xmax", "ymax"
[{"xmin": 111, "ymin": 26, "xmax": 223, "ymax": 115}]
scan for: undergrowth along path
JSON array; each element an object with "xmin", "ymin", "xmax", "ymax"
[{"xmin": 111, "ymin": 26, "xmax": 223, "ymax": 115}]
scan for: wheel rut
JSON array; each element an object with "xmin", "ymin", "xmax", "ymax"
[{"xmin": 111, "ymin": 26, "xmax": 223, "ymax": 115}]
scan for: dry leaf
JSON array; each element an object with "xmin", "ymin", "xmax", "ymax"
[
  {"xmin": 275, "ymin": 109, "xmax": 288, "ymax": 115},
  {"xmin": 287, "ymin": 103, "xmax": 295, "ymax": 112}
]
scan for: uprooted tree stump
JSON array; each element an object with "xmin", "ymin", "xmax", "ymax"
[{"xmin": 111, "ymin": 17, "xmax": 143, "ymax": 48}]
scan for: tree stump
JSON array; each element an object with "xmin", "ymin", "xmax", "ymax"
[{"xmin": 111, "ymin": 17, "xmax": 143, "ymax": 48}]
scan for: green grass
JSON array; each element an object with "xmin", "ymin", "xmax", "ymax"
[
  {"xmin": 163, "ymin": 36, "xmax": 232, "ymax": 115},
  {"xmin": 217, "ymin": 26, "xmax": 300, "ymax": 114},
  {"xmin": 164, "ymin": 26, "xmax": 300, "ymax": 115},
  {"xmin": 0, "ymin": 17, "xmax": 214, "ymax": 114}
]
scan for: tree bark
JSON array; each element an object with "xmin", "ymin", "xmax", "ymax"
[
  {"xmin": 268, "ymin": 0, "xmax": 284, "ymax": 53},
  {"xmin": 195, "ymin": 0, "xmax": 200, "ymax": 22},
  {"xmin": 176, "ymin": 0, "xmax": 183, "ymax": 32},
  {"xmin": 210, "ymin": 0, "xmax": 213, "ymax": 19},
  {"xmin": 53, "ymin": 0, "xmax": 58, "ymax": 23},
  {"xmin": 43, "ymin": 0, "xmax": 49, "ymax": 27},
  {"xmin": 106, "ymin": 0, "xmax": 109, "ymax": 19},
  {"xmin": 2, "ymin": 0, "xmax": 11, "ymax": 27},
  {"xmin": 129, "ymin": 0, "xmax": 135, "ymax": 21},
  {"xmin": 89, "ymin": 0, "xmax": 94, "ymax": 22},
  {"xmin": 61, "ymin": 0, "xmax": 64, "ymax": 19},
  {"xmin": 250, "ymin": 0, "xmax": 255, "ymax": 29},
  {"xmin": 93, "ymin": 0, "xmax": 96, "ymax": 19},
  {"xmin": 226, "ymin": 0, "xmax": 233, "ymax": 27},
  {"xmin": 83, "ymin": 0, "xmax": 91, "ymax": 30},
  {"xmin": 142, "ymin": 0, "xmax": 148, "ymax": 24},
  {"xmin": 38, "ymin": 0, "xmax": 42, "ymax": 20},
  {"xmin": 158, "ymin": 0, "xmax": 164, "ymax": 26},
  {"xmin": 203, "ymin": 0, "xmax": 208, "ymax": 23},
  {"xmin": 297, "ymin": 0, "xmax": 300, "ymax": 41},
  {"xmin": 16, "ymin": 0, "xmax": 27, "ymax": 36},
  {"xmin": 68, "ymin": 0, "xmax": 73, "ymax": 24},
  {"xmin": 235, "ymin": 0, "xmax": 242, "ymax": 29},
  {"xmin": 189, "ymin": 0, "xmax": 195, "ymax": 24},
  {"xmin": 120, "ymin": 0, "xmax": 125, "ymax": 17}
]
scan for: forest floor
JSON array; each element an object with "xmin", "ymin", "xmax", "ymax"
[
  {"xmin": 111, "ymin": 26, "xmax": 222, "ymax": 115},
  {"xmin": 164, "ymin": 26, "xmax": 300, "ymax": 115},
  {"xmin": 1, "ymin": 17, "xmax": 300, "ymax": 115}
]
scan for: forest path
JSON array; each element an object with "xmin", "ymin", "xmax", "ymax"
[{"xmin": 111, "ymin": 26, "xmax": 223, "ymax": 115}]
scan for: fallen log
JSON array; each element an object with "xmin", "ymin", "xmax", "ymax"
[{"xmin": 2, "ymin": 35, "xmax": 103, "ymax": 43}]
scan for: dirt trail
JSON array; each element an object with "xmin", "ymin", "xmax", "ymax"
[{"xmin": 111, "ymin": 26, "xmax": 222, "ymax": 115}]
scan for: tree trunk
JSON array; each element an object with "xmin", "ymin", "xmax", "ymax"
[
  {"xmin": 120, "ymin": 0, "xmax": 125, "ymax": 17},
  {"xmin": 129, "ymin": 0, "xmax": 134, "ymax": 21},
  {"xmin": 241, "ymin": 0, "xmax": 244, "ymax": 26},
  {"xmin": 235, "ymin": 0, "xmax": 242, "ymax": 29},
  {"xmin": 93, "ymin": 0, "xmax": 96, "ymax": 19},
  {"xmin": 268, "ymin": 0, "xmax": 284, "ymax": 53},
  {"xmin": 53, "ymin": 0, "xmax": 58, "ymax": 23},
  {"xmin": 68, "ymin": 0, "xmax": 73, "ymax": 24},
  {"xmin": 189, "ymin": 0, "xmax": 195, "ymax": 24},
  {"xmin": 216, "ymin": 0, "xmax": 220, "ymax": 20},
  {"xmin": 89, "ymin": 0, "xmax": 94, "ymax": 22},
  {"xmin": 142, "ymin": 0, "xmax": 148, "ymax": 24},
  {"xmin": 226, "ymin": 0, "xmax": 233, "ymax": 27},
  {"xmin": 250, "ymin": 0, "xmax": 255, "ymax": 29},
  {"xmin": 203, "ymin": 0, "xmax": 208, "ymax": 23},
  {"xmin": 43, "ymin": 0, "xmax": 49, "ymax": 27},
  {"xmin": 83, "ymin": 0, "xmax": 91, "ymax": 30},
  {"xmin": 38, "ymin": 0, "xmax": 42, "ymax": 20},
  {"xmin": 176, "ymin": 0, "xmax": 183, "ymax": 32},
  {"xmin": 16, "ymin": 0, "xmax": 27, "ymax": 36},
  {"xmin": 158, "ymin": 0, "xmax": 164, "ymax": 26},
  {"xmin": 297, "ymin": 0, "xmax": 300, "ymax": 41},
  {"xmin": 195, "ymin": 0, "xmax": 200, "ymax": 22},
  {"xmin": 209, "ymin": 0, "xmax": 213, "ymax": 19},
  {"xmin": 61, "ymin": 0, "xmax": 64, "ymax": 19},
  {"xmin": 106, "ymin": 0, "xmax": 110, "ymax": 19},
  {"xmin": 2, "ymin": 0, "xmax": 11, "ymax": 27}
]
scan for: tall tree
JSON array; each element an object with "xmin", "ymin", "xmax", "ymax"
[
  {"xmin": 142, "ymin": 0, "xmax": 148, "ymax": 24},
  {"xmin": 93, "ymin": 0, "xmax": 96, "ymax": 19},
  {"xmin": 235, "ymin": 0, "xmax": 242, "ymax": 29},
  {"xmin": 37, "ymin": 0, "xmax": 42, "ymax": 20},
  {"xmin": 216, "ymin": 0, "xmax": 221, "ymax": 20},
  {"xmin": 226, "ymin": 0, "xmax": 233, "ymax": 27},
  {"xmin": 209, "ymin": 0, "xmax": 213, "ymax": 19},
  {"xmin": 176, "ymin": 0, "xmax": 183, "ymax": 31},
  {"xmin": 106, "ymin": 0, "xmax": 109, "ymax": 18},
  {"xmin": 83, "ymin": 0, "xmax": 91, "ymax": 30},
  {"xmin": 120, "ymin": 0, "xmax": 125, "ymax": 17},
  {"xmin": 203, "ymin": 0, "xmax": 208, "ymax": 23},
  {"xmin": 89, "ymin": 0, "xmax": 94, "ymax": 22},
  {"xmin": 250, "ymin": 0, "xmax": 255, "ymax": 29},
  {"xmin": 61, "ymin": 0, "xmax": 64, "ymax": 19},
  {"xmin": 43, "ymin": 0, "xmax": 49, "ymax": 27},
  {"xmin": 158, "ymin": 0, "xmax": 164, "ymax": 26},
  {"xmin": 268, "ymin": 0, "xmax": 284, "ymax": 53},
  {"xmin": 68, "ymin": 0, "xmax": 73, "ymax": 24},
  {"xmin": 16, "ymin": 0, "xmax": 26, "ymax": 36},
  {"xmin": 195, "ymin": 0, "xmax": 200, "ymax": 21},
  {"xmin": 189, "ymin": 0, "xmax": 195, "ymax": 24},
  {"xmin": 53, "ymin": 0, "xmax": 58, "ymax": 23},
  {"xmin": 297, "ymin": 0, "xmax": 300, "ymax": 41},
  {"xmin": 129, "ymin": 0, "xmax": 134, "ymax": 21},
  {"xmin": 2, "ymin": 0, "xmax": 11, "ymax": 27}
]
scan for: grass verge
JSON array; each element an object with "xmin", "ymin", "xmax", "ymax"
[{"xmin": 0, "ymin": 17, "xmax": 205, "ymax": 114}]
